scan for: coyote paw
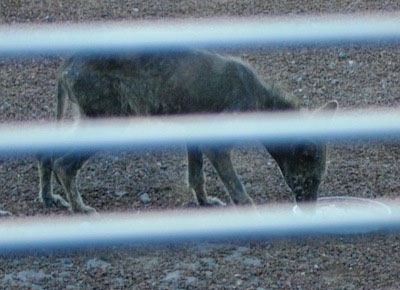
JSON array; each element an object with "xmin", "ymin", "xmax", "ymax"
[
  {"xmin": 203, "ymin": 196, "xmax": 227, "ymax": 207},
  {"xmin": 0, "ymin": 210, "xmax": 12, "ymax": 217},
  {"xmin": 70, "ymin": 204, "xmax": 97, "ymax": 215},
  {"xmin": 40, "ymin": 193, "xmax": 71, "ymax": 210}
]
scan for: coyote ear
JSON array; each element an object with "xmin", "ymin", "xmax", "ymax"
[{"xmin": 313, "ymin": 100, "xmax": 338, "ymax": 118}]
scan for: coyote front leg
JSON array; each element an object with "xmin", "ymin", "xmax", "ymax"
[
  {"xmin": 37, "ymin": 155, "xmax": 70, "ymax": 209},
  {"xmin": 52, "ymin": 152, "xmax": 96, "ymax": 214},
  {"xmin": 202, "ymin": 147, "xmax": 254, "ymax": 206}
]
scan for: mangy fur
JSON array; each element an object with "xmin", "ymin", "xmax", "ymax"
[{"xmin": 37, "ymin": 49, "xmax": 338, "ymax": 213}]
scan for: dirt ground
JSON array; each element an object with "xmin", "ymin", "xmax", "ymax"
[{"xmin": 1, "ymin": 0, "xmax": 400, "ymax": 289}]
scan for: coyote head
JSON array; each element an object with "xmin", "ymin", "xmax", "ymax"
[{"xmin": 269, "ymin": 100, "xmax": 338, "ymax": 204}]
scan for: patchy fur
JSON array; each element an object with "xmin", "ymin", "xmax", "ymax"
[{"xmin": 38, "ymin": 49, "xmax": 337, "ymax": 213}]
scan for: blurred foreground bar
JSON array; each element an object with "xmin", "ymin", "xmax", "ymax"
[
  {"xmin": 0, "ymin": 110, "xmax": 399, "ymax": 156},
  {"xmin": 0, "ymin": 202, "xmax": 399, "ymax": 252},
  {"xmin": 1, "ymin": 13, "xmax": 400, "ymax": 55}
]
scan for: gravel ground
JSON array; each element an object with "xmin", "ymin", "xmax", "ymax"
[{"xmin": 1, "ymin": 0, "xmax": 400, "ymax": 289}]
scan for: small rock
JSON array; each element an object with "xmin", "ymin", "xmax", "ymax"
[
  {"xmin": 338, "ymin": 51, "xmax": 346, "ymax": 60},
  {"xmin": 185, "ymin": 277, "xmax": 197, "ymax": 285},
  {"xmin": 115, "ymin": 191, "xmax": 128, "ymax": 197},
  {"xmin": 293, "ymin": 76, "xmax": 302, "ymax": 83},
  {"xmin": 114, "ymin": 277, "xmax": 125, "ymax": 285},
  {"xmin": 138, "ymin": 192, "xmax": 151, "ymax": 203},
  {"xmin": 205, "ymin": 271, "xmax": 213, "ymax": 278},
  {"xmin": 163, "ymin": 270, "xmax": 180, "ymax": 282},
  {"xmin": 157, "ymin": 162, "xmax": 168, "ymax": 170},
  {"xmin": 0, "ymin": 102, "xmax": 11, "ymax": 110},
  {"xmin": 17, "ymin": 270, "xmax": 51, "ymax": 282},
  {"xmin": 85, "ymin": 258, "xmax": 111, "ymax": 269}
]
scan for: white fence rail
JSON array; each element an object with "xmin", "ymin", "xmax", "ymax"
[
  {"xmin": 1, "ymin": 13, "xmax": 400, "ymax": 55},
  {"xmin": 0, "ymin": 110, "xmax": 400, "ymax": 156},
  {"xmin": 0, "ymin": 13, "xmax": 400, "ymax": 251},
  {"xmin": 0, "ymin": 204, "xmax": 399, "ymax": 252}
]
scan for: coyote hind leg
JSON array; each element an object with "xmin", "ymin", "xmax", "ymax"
[
  {"xmin": 187, "ymin": 146, "xmax": 226, "ymax": 206},
  {"xmin": 52, "ymin": 152, "xmax": 96, "ymax": 214},
  {"xmin": 37, "ymin": 155, "xmax": 70, "ymax": 209}
]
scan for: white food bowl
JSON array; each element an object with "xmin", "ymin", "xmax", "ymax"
[
  {"xmin": 292, "ymin": 196, "xmax": 392, "ymax": 234},
  {"xmin": 293, "ymin": 196, "xmax": 392, "ymax": 216}
]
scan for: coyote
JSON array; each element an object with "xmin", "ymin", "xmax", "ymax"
[{"xmin": 38, "ymin": 49, "xmax": 337, "ymax": 213}]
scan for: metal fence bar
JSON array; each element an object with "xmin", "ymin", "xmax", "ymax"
[
  {"xmin": 1, "ymin": 12, "xmax": 400, "ymax": 56},
  {"xmin": 1, "ymin": 13, "xmax": 400, "ymax": 250},
  {"xmin": 0, "ymin": 203, "xmax": 398, "ymax": 252},
  {"xmin": 0, "ymin": 110, "xmax": 399, "ymax": 156}
]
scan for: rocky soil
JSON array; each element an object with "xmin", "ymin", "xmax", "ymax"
[{"xmin": 1, "ymin": 0, "xmax": 400, "ymax": 289}]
